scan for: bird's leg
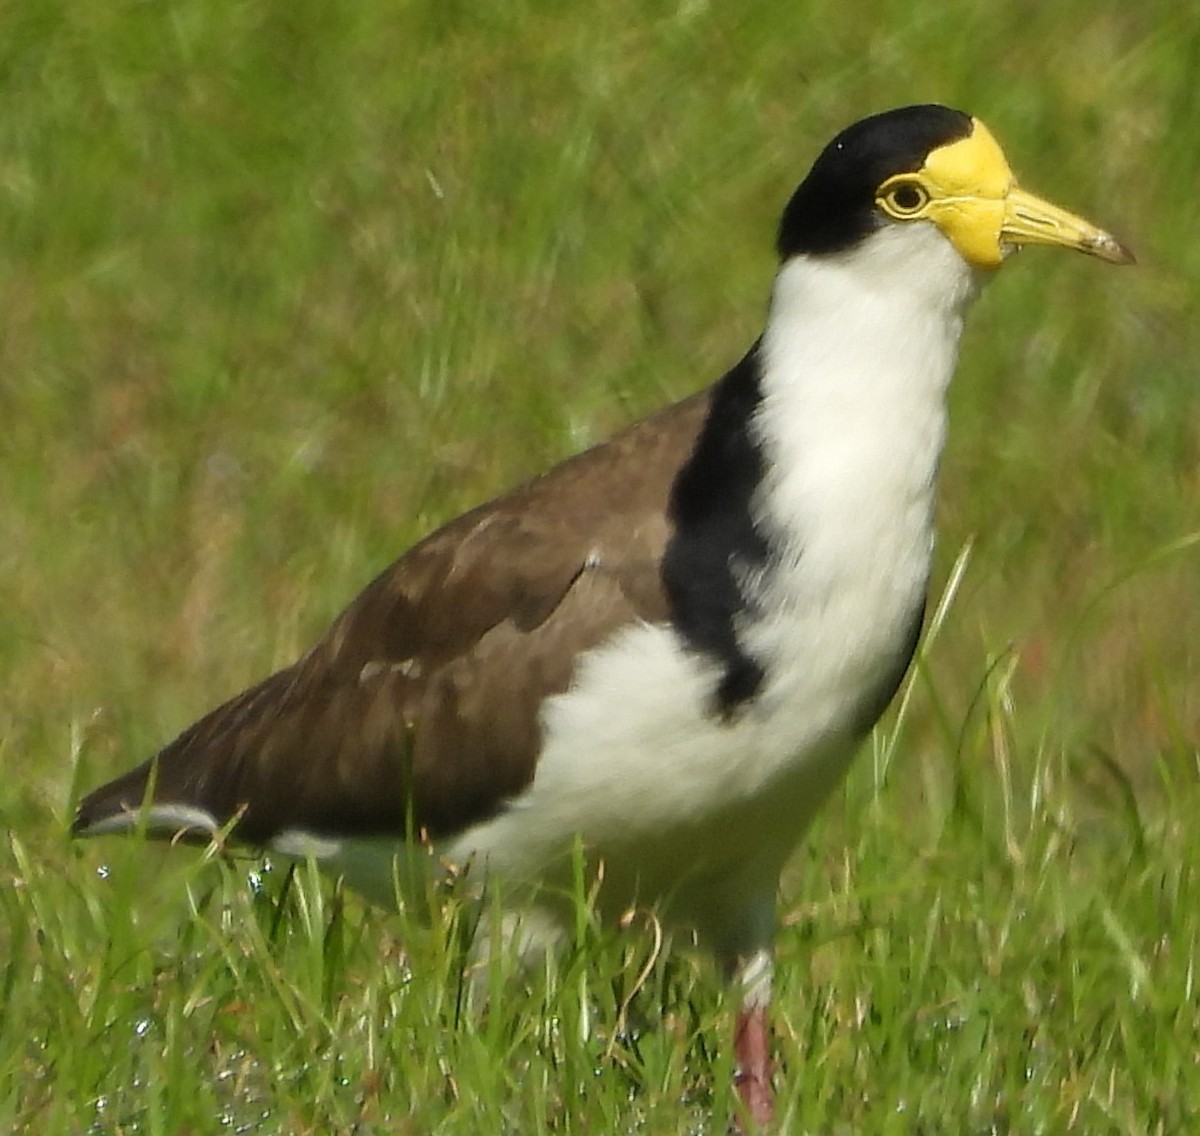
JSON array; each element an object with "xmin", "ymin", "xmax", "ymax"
[
  {"xmin": 734, "ymin": 1003, "xmax": 774, "ymax": 1127},
  {"xmin": 731, "ymin": 947, "xmax": 775, "ymax": 1129}
]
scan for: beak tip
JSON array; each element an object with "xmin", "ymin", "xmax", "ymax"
[{"xmin": 1095, "ymin": 233, "xmax": 1136, "ymax": 266}]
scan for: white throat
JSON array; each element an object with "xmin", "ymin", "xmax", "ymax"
[
  {"xmin": 741, "ymin": 224, "xmax": 980, "ymax": 724},
  {"xmin": 754, "ymin": 224, "xmax": 978, "ymax": 570}
]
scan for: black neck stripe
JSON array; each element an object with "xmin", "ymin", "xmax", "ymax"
[{"xmin": 663, "ymin": 342, "xmax": 770, "ymax": 716}]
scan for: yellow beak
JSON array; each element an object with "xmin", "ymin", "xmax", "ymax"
[{"xmin": 1001, "ymin": 186, "xmax": 1134, "ymax": 265}]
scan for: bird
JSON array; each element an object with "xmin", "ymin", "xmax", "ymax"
[{"xmin": 72, "ymin": 104, "xmax": 1132, "ymax": 1127}]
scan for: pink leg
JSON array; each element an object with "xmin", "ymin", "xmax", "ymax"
[{"xmin": 733, "ymin": 1002, "xmax": 774, "ymax": 1128}]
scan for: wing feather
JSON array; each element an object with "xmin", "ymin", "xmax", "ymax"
[{"xmin": 73, "ymin": 392, "xmax": 709, "ymax": 845}]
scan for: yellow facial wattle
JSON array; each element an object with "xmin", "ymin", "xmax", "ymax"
[{"xmin": 875, "ymin": 117, "xmax": 1133, "ymax": 269}]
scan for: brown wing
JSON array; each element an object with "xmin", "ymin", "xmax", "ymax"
[{"xmin": 73, "ymin": 391, "xmax": 711, "ymax": 845}]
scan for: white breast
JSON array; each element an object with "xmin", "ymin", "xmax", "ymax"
[{"xmin": 743, "ymin": 224, "xmax": 975, "ymax": 758}]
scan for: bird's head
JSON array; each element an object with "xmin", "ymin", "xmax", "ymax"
[{"xmin": 778, "ymin": 105, "xmax": 1133, "ymax": 270}]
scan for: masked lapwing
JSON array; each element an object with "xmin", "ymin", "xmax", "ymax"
[{"xmin": 73, "ymin": 104, "xmax": 1132, "ymax": 1126}]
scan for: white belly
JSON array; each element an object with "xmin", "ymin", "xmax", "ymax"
[{"xmin": 436, "ymin": 559, "xmax": 923, "ymax": 950}]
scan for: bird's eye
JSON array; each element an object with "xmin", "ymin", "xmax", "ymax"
[{"xmin": 879, "ymin": 181, "xmax": 930, "ymax": 217}]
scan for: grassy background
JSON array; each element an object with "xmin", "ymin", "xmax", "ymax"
[{"xmin": 2, "ymin": 0, "xmax": 1198, "ymax": 1131}]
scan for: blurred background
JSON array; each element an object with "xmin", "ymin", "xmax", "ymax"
[
  {"xmin": 2, "ymin": 4, "xmax": 1198, "ymax": 1130},
  {"xmin": 1, "ymin": 2, "xmax": 1196, "ymax": 877}
]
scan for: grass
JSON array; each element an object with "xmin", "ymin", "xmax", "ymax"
[{"xmin": 2, "ymin": 0, "xmax": 1198, "ymax": 1131}]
